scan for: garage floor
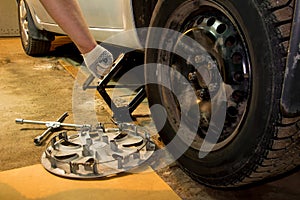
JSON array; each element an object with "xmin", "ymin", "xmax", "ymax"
[{"xmin": 0, "ymin": 37, "xmax": 299, "ymax": 199}]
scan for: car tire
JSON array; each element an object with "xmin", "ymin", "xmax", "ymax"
[
  {"xmin": 18, "ymin": 0, "xmax": 54, "ymax": 56},
  {"xmin": 145, "ymin": 0, "xmax": 300, "ymax": 187}
]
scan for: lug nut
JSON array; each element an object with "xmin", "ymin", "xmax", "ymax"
[
  {"xmin": 195, "ymin": 55, "xmax": 205, "ymax": 63},
  {"xmin": 188, "ymin": 72, "xmax": 197, "ymax": 81}
]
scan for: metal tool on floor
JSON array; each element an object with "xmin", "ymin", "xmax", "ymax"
[
  {"xmin": 15, "ymin": 113, "xmax": 155, "ymax": 178},
  {"xmin": 15, "ymin": 112, "xmax": 90, "ymax": 146},
  {"xmin": 83, "ymin": 53, "xmax": 147, "ymax": 122}
]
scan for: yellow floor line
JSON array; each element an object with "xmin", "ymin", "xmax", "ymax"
[
  {"xmin": 0, "ymin": 164, "xmax": 180, "ymax": 200},
  {"xmin": 58, "ymin": 59, "xmax": 79, "ymax": 79}
]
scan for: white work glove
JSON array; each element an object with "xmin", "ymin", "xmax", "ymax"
[{"xmin": 83, "ymin": 45, "xmax": 114, "ymax": 78}]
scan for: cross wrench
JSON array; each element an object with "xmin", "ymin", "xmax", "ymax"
[{"xmin": 16, "ymin": 112, "xmax": 72, "ymax": 146}]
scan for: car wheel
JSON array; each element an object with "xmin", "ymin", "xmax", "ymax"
[
  {"xmin": 18, "ymin": 0, "xmax": 54, "ymax": 56},
  {"xmin": 145, "ymin": 0, "xmax": 300, "ymax": 187}
]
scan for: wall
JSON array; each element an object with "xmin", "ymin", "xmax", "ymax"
[{"xmin": 0, "ymin": 0, "xmax": 19, "ymax": 36}]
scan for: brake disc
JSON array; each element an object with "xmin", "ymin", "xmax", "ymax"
[{"xmin": 41, "ymin": 123, "xmax": 155, "ymax": 178}]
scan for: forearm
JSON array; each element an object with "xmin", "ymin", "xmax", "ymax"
[{"xmin": 39, "ymin": 0, "xmax": 96, "ymax": 53}]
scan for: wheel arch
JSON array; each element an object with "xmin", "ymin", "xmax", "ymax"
[{"xmin": 131, "ymin": 0, "xmax": 158, "ymax": 46}]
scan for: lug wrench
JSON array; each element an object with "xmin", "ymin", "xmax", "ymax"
[{"xmin": 16, "ymin": 112, "xmax": 71, "ymax": 146}]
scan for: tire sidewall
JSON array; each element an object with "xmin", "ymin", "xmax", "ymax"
[{"xmin": 146, "ymin": 0, "xmax": 278, "ymax": 181}]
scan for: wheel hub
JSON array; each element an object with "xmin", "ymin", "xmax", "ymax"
[
  {"xmin": 19, "ymin": 0, "xmax": 29, "ymax": 48},
  {"xmin": 172, "ymin": 10, "xmax": 251, "ymax": 151}
]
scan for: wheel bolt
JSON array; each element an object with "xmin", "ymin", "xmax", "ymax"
[
  {"xmin": 227, "ymin": 106, "xmax": 238, "ymax": 117},
  {"xmin": 188, "ymin": 72, "xmax": 197, "ymax": 81},
  {"xmin": 195, "ymin": 55, "xmax": 205, "ymax": 63}
]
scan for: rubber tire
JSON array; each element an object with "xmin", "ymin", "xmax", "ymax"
[
  {"xmin": 18, "ymin": 0, "xmax": 54, "ymax": 56},
  {"xmin": 145, "ymin": 0, "xmax": 300, "ymax": 187}
]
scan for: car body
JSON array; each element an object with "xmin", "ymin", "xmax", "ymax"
[{"xmin": 21, "ymin": 0, "xmax": 151, "ymax": 49}]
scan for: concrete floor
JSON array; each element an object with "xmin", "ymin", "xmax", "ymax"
[{"xmin": 0, "ymin": 37, "xmax": 299, "ymax": 200}]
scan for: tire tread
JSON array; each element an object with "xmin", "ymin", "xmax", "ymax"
[
  {"xmin": 26, "ymin": 38, "xmax": 52, "ymax": 56},
  {"xmin": 188, "ymin": 0, "xmax": 300, "ymax": 188},
  {"xmin": 233, "ymin": 0, "xmax": 300, "ymax": 187}
]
